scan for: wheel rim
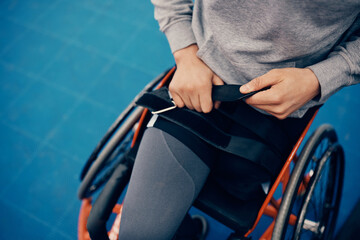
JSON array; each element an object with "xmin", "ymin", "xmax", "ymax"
[
  {"xmin": 292, "ymin": 144, "xmax": 343, "ymax": 240},
  {"xmin": 84, "ymin": 131, "xmax": 134, "ymax": 197},
  {"xmin": 272, "ymin": 125, "xmax": 344, "ymax": 240}
]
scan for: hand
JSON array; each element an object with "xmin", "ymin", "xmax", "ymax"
[
  {"xmin": 239, "ymin": 68, "xmax": 320, "ymax": 119},
  {"xmin": 170, "ymin": 44, "xmax": 224, "ymax": 113}
]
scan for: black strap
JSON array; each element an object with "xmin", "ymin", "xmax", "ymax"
[
  {"xmin": 212, "ymin": 84, "xmax": 269, "ymax": 102},
  {"xmin": 136, "ymin": 87, "xmax": 284, "ymax": 176},
  {"xmin": 212, "ymin": 85, "xmax": 288, "ymax": 155},
  {"xmin": 216, "ymin": 103, "xmax": 289, "ymax": 156},
  {"xmin": 141, "ymin": 86, "xmax": 290, "ymax": 156}
]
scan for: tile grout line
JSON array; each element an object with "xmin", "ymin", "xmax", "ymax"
[
  {"xmin": 0, "ymin": 14, "xmax": 87, "ymax": 56},
  {"xmin": 100, "ymin": 24, "xmax": 147, "ymax": 74},
  {"xmin": 0, "ymin": 0, "xmax": 70, "ymax": 119},
  {"xmin": 0, "ymin": 0, "xmax": 162, "ymax": 209},
  {"xmin": 44, "ymin": 1, "xmax": 120, "ymax": 238},
  {"xmin": 0, "ymin": 198, "xmax": 74, "ymax": 240},
  {"xmin": 0, "ymin": 0, "xmax": 107, "ymax": 204},
  {"xmin": 0, "ymin": 9, "xmax": 163, "ymax": 78},
  {"xmin": 45, "ymin": 198, "xmax": 81, "ymax": 240},
  {"xmin": 0, "ymin": 59, "xmax": 79, "ymax": 121},
  {"xmin": 36, "ymin": 0, "xmax": 111, "ymax": 77},
  {"xmin": 0, "ymin": 0, "xmax": 128, "ymax": 227},
  {"xmin": 0, "ymin": 60, "xmax": 120, "ymax": 120},
  {"xmin": 0, "ymin": 0, "xmax": 64, "ymax": 58},
  {"xmin": 0, "ymin": 60, "xmax": 43, "ymax": 119},
  {"xmin": 0, "ymin": 120, "xmax": 84, "ymax": 164},
  {"xmin": 72, "ymin": 0, "xmax": 144, "ymax": 29},
  {"xmin": 0, "ymin": 0, "xmax": 115, "ymax": 118}
]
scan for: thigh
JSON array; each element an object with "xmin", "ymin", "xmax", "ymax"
[{"xmin": 119, "ymin": 127, "xmax": 213, "ymax": 240}]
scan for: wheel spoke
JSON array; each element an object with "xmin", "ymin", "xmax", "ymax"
[{"xmin": 273, "ymin": 126, "xmax": 344, "ymax": 240}]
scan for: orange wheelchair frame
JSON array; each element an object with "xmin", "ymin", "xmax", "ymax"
[{"xmin": 77, "ymin": 67, "xmax": 344, "ymax": 240}]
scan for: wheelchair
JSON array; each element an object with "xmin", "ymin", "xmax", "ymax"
[{"xmin": 77, "ymin": 67, "xmax": 345, "ymax": 240}]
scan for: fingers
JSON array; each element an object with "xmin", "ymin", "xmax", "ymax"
[
  {"xmin": 199, "ymin": 90, "xmax": 212, "ymax": 113},
  {"xmin": 212, "ymin": 74, "xmax": 224, "ymax": 110},
  {"xmin": 243, "ymin": 74, "xmax": 290, "ymax": 118},
  {"xmin": 171, "ymin": 88, "xmax": 196, "ymax": 111},
  {"xmin": 244, "ymin": 84, "xmax": 295, "ymax": 119},
  {"xmin": 245, "ymin": 86, "xmax": 282, "ymax": 106},
  {"xmin": 170, "ymin": 92, "xmax": 185, "ymax": 108},
  {"xmin": 240, "ymin": 69, "xmax": 288, "ymax": 118},
  {"xmin": 190, "ymin": 83, "xmax": 212, "ymax": 112},
  {"xmin": 191, "ymin": 93, "xmax": 203, "ymax": 112},
  {"xmin": 240, "ymin": 69, "xmax": 280, "ymax": 94},
  {"xmin": 242, "ymin": 68, "xmax": 320, "ymax": 119},
  {"xmin": 241, "ymin": 69, "xmax": 284, "ymax": 106},
  {"xmin": 193, "ymin": 74, "xmax": 225, "ymax": 112},
  {"xmin": 249, "ymin": 102, "xmax": 292, "ymax": 119},
  {"xmin": 169, "ymin": 79, "xmax": 210, "ymax": 112},
  {"xmin": 200, "ymin": 74, "xmax": 225, "ymax": 112},
  {"xmin": 169, "ymin": 68, "xmax": 224, "ymax": 113}
]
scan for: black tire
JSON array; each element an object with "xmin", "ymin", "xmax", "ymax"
[
  {"xmin": 78, "ymin": 68, "xmax": 174, "ymax": 199},
  {"xmin": 77, "ymin": 113, "xmax": 139, "ymax": 199},
  {"xmin": 79, "ymin": 69, "xmax": 171, "ymax": 182},
  {"xmin": 272, "ymin": 124, "xmax": 345, "ymax": 240}
]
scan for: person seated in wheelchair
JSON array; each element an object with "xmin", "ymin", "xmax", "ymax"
[{"xmin": 118, "ymin": 1, "xmax": 360, "ymax": 240}]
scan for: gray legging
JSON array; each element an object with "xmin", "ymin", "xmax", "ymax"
[
  {"xmin": 119, "ymin": 127, "xmax": 212, "ymax": 240},
  {"xmin": 118, "ymin": 102, "xmax": 316, "ymax": 239}
]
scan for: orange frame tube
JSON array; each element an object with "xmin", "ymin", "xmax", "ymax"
[
  {"xmin": 79, "ymin": 67, "xmax": 176, "ymax": 240},
  {"xmin": 78, "ymin": 199, "xmax": 92, "ymax": 240},
  {"xmin": 131, "ymin": 67, "xmax": 175, "ymax": 147},
  {"xmin": 244, "ymin": 109, "xmax": 318, "ymax": 237},
  {"xmin": 78, "ymin": 70, "xmax": 318, "ymax": 239}
]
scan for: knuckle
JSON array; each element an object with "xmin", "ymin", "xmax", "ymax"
[
  {"xmin": 176, "ymin": 101, "xmax": 185, "ymax": 108},
  {"xmin": 273, "ymin": 106, "xmax": 287, "ymax": 116},
  {"xmin": 168, "ymin": 83, "xmax": 175, "ymax": 91},
  {"xmin": 272, "ymin": 94, "xmax": 283, "ymax": 104},
  {"xmin": 169, "ymin": 82, "xmax": 179, "ymax": 93},
  {"xmin": 184, "ymin": 83, "xmax": 195, "ymax": 93},
  {"xmin": 253, "ymin": 77, "xmax": 262, "ymax": 89},
  {"xmin": 269, "ymin": 68, "xmax": 281, "ymax": 76},
  {"xmin": 173, "ymin": 97, "xmax": 184, "ymax": 108}
]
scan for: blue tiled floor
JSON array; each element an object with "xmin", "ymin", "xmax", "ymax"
[{"xmin": 0, "ymin": 0, "xmax": 359, "ymax": 239}]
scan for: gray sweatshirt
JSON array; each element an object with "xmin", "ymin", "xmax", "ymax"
[{"xmin": 151, "ymin": 0, "xmax": 360, "ymax": 117}]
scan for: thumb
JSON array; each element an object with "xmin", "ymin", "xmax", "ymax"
[{"xmin": 240, "ymin": 71, "xmax": 277, "ymax": 94}]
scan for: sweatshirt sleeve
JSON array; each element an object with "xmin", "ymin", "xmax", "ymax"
[
  {"xmin": 308, "ymin": 16, "xmax": 360, "ymax": 103},
  {"xmin": 151, "ymin": 0, "xmax": 197, "ymax": 53}
]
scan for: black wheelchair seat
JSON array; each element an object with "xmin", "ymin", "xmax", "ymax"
[
  {"xmin": 78, "ymin": 68, "xmax": 345, "ymax": 240},
  {"xmin": 195, "ymin": 177, "xmax": 265, "ymax": 235}
]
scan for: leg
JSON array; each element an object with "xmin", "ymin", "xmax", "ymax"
[{"xmin": 119, "ymin": 127, "xmax": 212, "ymax": 240}]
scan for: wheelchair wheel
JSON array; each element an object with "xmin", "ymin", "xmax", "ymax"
[
  {"xmin": 77, "ymin": 118, "xmax": 138, "ymax": 199},
  {"xmin": 272, "ymin": 124, "xmax": 344, "ymax": 240},
  {"xmin": 77, "ymin": 67, "xmax": 175, "ymax": 199}
]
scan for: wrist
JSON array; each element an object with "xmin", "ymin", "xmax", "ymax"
[
  {"xmin": 173, "ymin": 44, "xmax": 199, "ymax": 65},
  {"xmin": 304, "ymin": 68, "xmax": 320, "ymax": 98}
]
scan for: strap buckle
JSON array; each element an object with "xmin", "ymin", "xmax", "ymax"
[{"xmin": 151, "ymin": 101, "xmax": 177, "ymax": 114}]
